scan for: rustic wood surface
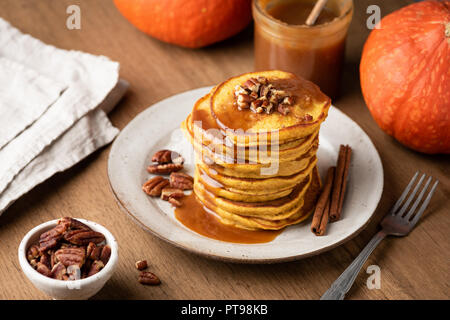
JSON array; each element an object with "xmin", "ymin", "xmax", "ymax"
[{"xmin": 0, "ymin": 0, "xmax": 448, "ymax": 300}]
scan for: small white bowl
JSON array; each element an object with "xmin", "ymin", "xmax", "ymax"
[{"xmin": 18, "ymin": 218, "xmax": 118, "ymax": 300}]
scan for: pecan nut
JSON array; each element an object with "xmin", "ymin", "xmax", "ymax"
[
  {"xmin": 87, "ymin": 260, "xmax": 104, "ymax": 276},
  {"xmin": 147, "ymin": 163, "xmax": 183, "ymax": 174},
  {"xmin": 151, "ymin": 150, "xmax": 184, "ymax": 165},
  {"xmin": 40, "ymin": 252, "xmax": 52, "ymax": 269},
  {"xmin": 169, "ymin": 172, "xmax": 193, "ymax": 190},
  {"xmin": 161, "ymin": 188, "xmax": 184, "ymax": 201},
  {"xmin": 63, "ymin": 229, "xmax": 105, "ymax": 246},
  {"xmin": 51, "ymin": 262, "xmax": 67, "ymax": 280},
  {"xmin": 39, "ymin": 224, "xmax": 67, "ymax": 252},
  {"xmin": 235, "ymin": 76, "xmax": 295, "ymax": 115},
  {"xmin": 138, "ymin": 271, "xmax": 161, "ymax": 285},
  {"xmin": 100, "ymin": 245, "xmax": 111, "ymax": 265},
  {"xmin": 36, "ymin": 262, "xmax": 52, "ymax": 277},
  {"xmin": 55, "ymin": 247, "xmax": 86, "ymax": 267},
  {"xmin": 168, "ymin": 197, "xmax": 182, "ymax": 207},
  {"xmin": 142, "ymin": 176, "xmax": 170, "ymax": 196},
  {"xmin": 27, "ymin": 244, "xmax": 40, "ymax": 262},
  {"xmin": 135, "ymin": 260, "xmax": 148, "ymax": 271},
  {"xmin": 58, "ymin": 217, "xmax": 91, "ymax": 231}
]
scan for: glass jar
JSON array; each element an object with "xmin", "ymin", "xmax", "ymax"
[{"xmin": 253, "ymin": 0, "xmax": 353, "ymax": 99}]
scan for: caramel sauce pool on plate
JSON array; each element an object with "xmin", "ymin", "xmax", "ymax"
[{"xmin": 175, "ymin": 193, "xmax": 282, "ymax": 244}]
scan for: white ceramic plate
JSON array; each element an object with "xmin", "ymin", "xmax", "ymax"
[{"xmin": 108, "ymin": 87, "xmax": 383, "ymax": 263}]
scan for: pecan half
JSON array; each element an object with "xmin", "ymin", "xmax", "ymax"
[
  {"xmin": 55, "ymin": 247, "xmax": 86, "ymax": 267},
  {"xmin": 58, "ymin": 217, "xmax": 91, "ymax": 231},
  {"xmin": 36, "ymin": 262, "xmax": 52, "ymax": 277},
  {"xmin": 40, "ymin": 252, "xmax": 52, "ymax": 269},
  {"xmin": 142, "ymin": 176, "xmax": 170, "ymax": 196},
  {"xmin": 86, "ymin": 242, "xmax": 96, "ymax": 258},
  {"xmin": 135, "ymin": 260, "xmax": 148, "ymax": 271},
  {"xmin": 169, "ymin": 172, "xmax": 193, "ymax": 190},
  {"xmin": 100, "ymin": 245, "xmax": 111, "ymax": 265},
  {"xmin": 63, "ymin": 229, "xmax": 105, "ymax": 246},
  {"xmin": 51, "ymin": 262, "xmax": 67, "ymax": 280},
  {"xmin": 147, "ymin": 163, "xmax": 183, "ymax": 174},
  {"xmin": 161, "ymin": 188, "xmax": 184, "ymax": 201},
  {"xmin": 138, "ymin": 271, "xmax": 161, "ymax": 285},
  {"xmin": 168, "ymin": 197, "xmax": 182, "ymax": 207},
  {"xmin": 87, "ymin": 260, "xmax": 104, "ymax": 276},
  {"xmin": 29, "ymin": 259, "xmax": 38, "ymax": 269},
  {"xmin": 27, "ymin": 244, "xmax": 40, "ymax": 262},
  {"xmin": 39, "ymin": 224, "xmax": 67, "ymax": 252},
  {"xmin": 151, "ymin": 150, "xmax": 184, "ymax": 165}
]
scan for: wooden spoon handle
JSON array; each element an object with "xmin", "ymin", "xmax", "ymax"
[{"xmin": 305, "ymin": 0, "xmax": 329, "ymax": 26}]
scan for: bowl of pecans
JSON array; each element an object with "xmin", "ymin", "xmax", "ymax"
[{"xmin": 18, "ymin": 217, "xmax": 118, "ymax": 300}]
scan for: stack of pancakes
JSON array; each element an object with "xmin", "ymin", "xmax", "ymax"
[{"xmin": 181, "ymin": 71, "xmax": 331, "ymax": 230}]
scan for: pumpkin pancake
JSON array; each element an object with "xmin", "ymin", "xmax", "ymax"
[
  {"xmin": 196, "ymin": 167, "xmax": 294, "ymax": 202},
  {"xmin": 202, "ymin": 167, "xmax": 321, "ymax": 230},
  {"xmin": 185, "ymin": 95, "xmax": 320, "ymax": 163},
  {"xmin": 190, "ymin": 92, "xmax": 317, "ymax": 148},
  {"xmin": 196, "ymin": 156, "xmax": 317, "ymax": 192},
  {"xmin": 210, "ymin": 71, "xmax": 331, "ymax": 144},
  {"xmin": 194, "ymin": 170, "xmax": 313, "ymax": 218},
  {"xmin": 180, "ymin": 71, "xmax": 328, "ymax": 233}
]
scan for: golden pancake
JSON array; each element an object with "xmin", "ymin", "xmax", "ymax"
[
  {"xmin": 204, "ymin": 167, "xmax": 321, "ymax": 230},
  {"xmin": 195, "ymin": 172, "xmax": 312, "ymax": 222},
  {"xmin": 210, "ymin": 71, "xmax": 331, "ymax": 144},
  {"xmin": 197, "ymin": 156, "xmax": 317, "ymax": 192},
  {"xmin": 196, "ymin": 167, "xmax": 293, "ymax": 202}
]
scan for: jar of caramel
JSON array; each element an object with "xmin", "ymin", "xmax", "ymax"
[{"xmin": 253, "ymin": 0, "xmax": 353, "ymax": 99}]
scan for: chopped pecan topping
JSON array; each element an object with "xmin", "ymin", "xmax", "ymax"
[
  {"xmin": 135, "ymin": 260, "xmax": 148, "ymax": 271},
  {"xmin": 277, "ymin": 104, "xmax": 290, "ymax": 116},
  {"xmin": 63, "ymin": 229, "xmax": 105, "ymax": 246},
  {"xmin": 55, "ymin": 247, "xmax": 86, "ymax": 268},
  {"xmin": 143, "ymin": 176, "xmax": 170, "ymax": 196},
  {"xmin": 161, "ymin": 188, "xmax": 184, "ymax": 201},
  {"xmin": 138, "ymin": 271, "xmax": 161, "ymax": 286},
  {"xmin": 234, "ymin": 76, "xmax": 295, "ymax": 115},
  {"xmin": 169, "ymin": 172, "xmax": 193, "ymax": 190},
  {"xmin": 302, "ymin": 114, "xmax": 313, "ymax": 122},
  {"xmin": 147, "ymin": 163, "xmax": 183, "ymax": 174}
]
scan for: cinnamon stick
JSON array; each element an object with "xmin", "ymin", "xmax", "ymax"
[
  {"xmin": 338, "ymin": 146, "xmax": 352, "ymax": 214},
  {"xmin": 311, "ymin": 166, "xmax": 335, "ymax": 236},
  {"xmin": 330, "ymin": 145, "xmax": 352, "ymax": 222}
]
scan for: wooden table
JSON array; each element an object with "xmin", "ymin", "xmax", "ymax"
[{"xmin": 0, "ymin": 0, "xmax": 448, "ymax": 300}]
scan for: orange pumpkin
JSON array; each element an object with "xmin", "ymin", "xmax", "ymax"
[
  {"xmin": 113, "ymin": 0, "xmax": 252, "ymax": 48},
  {"xmin": 360, "ymin": 0, "xmax": 450, "ymax": 154}
]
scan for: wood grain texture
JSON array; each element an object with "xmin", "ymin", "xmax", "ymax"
[{"xmin": 0, "ymin": 0, "xmax": 448, "ymax": 300}]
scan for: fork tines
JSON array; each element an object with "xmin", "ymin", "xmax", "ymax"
[{"xmin": 390, "ymin": 171, "xmax": 439, "ymax": 226}]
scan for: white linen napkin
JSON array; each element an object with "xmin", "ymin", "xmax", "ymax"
[{"xmin": 0, "ymin": 18, "xmax": 128, "ymax": 214}]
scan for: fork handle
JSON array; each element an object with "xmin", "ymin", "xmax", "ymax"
[{"xmin": 320, "ymin": 230, "xmax": 387, "ymax": 300}]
